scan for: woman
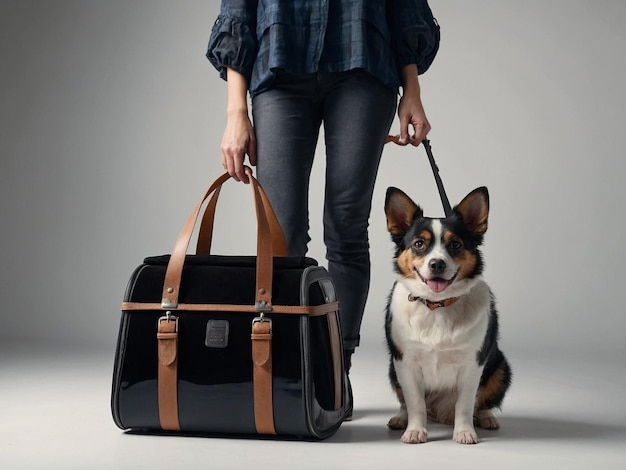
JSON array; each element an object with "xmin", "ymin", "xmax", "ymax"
[{"xmin": 207, "ymin": 0, "xmax": 439, "ymax": 413}]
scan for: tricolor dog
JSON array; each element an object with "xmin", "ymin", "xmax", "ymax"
[{"xmin": 384, "ymin": 186, "xmax": 512, "ymax": 444}]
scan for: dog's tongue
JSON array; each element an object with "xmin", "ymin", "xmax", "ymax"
[{"xmin": 426, "ymin": 279, "xmax": 449, "ymax": 293}]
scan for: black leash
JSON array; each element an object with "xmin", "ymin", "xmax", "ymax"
[
  {"xmin": 421, "ymin": 139, "xmax": 453, "ymax": 217},
  {"xmin": 385, "ymin": 136, "xmax": 453, "ymax": 217}
]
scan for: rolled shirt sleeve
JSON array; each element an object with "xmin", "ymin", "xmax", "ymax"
[
  {"xmin": 206, "ymin": 3, "xmax": 258, "ymax": 83},
  {"xmin": 390, "ymin": 0, "xmax": 440, "ymax": 75}
]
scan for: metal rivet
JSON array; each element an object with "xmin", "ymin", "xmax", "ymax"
[
  {"xmin": 166, "ymin": 287, "xmax": 174, "ymax": 294},
  {"xmin": 258, "ymin": 288, "xmax": 266, "ymax": 295}
]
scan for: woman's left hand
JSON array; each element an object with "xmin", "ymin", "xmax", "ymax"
[{"xmin": 397, "ymin": 65, "xmax": 431, "ymax": 146}]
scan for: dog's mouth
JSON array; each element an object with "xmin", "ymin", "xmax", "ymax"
[{"xmin": 416, "ymin": 269, "xmax": 458, "ymax": 293}]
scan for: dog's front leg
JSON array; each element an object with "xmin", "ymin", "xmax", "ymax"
[
  {"xmin": 453, "ymin": 366, "xmax": 482, "ymax": 444},
  {"xmin": 394, "ymin": 358, "xmax": 428, "ymax": 444}
]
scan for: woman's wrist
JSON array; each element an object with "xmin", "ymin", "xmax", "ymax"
[{"xmin": 400, "ymin": 64, "xmax": 420, "ymax": 97}]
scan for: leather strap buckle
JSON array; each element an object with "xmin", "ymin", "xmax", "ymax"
[
  {"xmin": 158, "ymin": 311, "xmax": 179, "ymax": 332},
  {"xmin": 252, "ymin": 313, "xmax": 272, "ymax": 333}
]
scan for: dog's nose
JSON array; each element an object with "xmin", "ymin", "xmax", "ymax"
[{"xmin": 429, "ymin": 258, "xmax": 446, "ymax": 275}]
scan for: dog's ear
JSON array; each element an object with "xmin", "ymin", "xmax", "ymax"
[
  {"xmin": 385, "ymin": 187, "xmax": 422, "ymax": 237},
  {"xmin": 454, "ymin": 187, "xmax": 489, "ymax": 235}
]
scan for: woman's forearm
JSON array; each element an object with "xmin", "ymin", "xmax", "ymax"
[
  {"xmin": 226, "ymin": 67, "xmax": 249, "ymax": 115},
  {"xmin": 221, "ymin": 67, "xmax": 257, "ymax": 182}
]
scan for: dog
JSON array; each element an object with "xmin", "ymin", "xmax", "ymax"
[{"xmin": 384, "ymin": 186, "xmax": 512, "ymax": 444}]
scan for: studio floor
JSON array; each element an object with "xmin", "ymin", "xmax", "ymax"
[{"xmin": 2, "ymin": 344, "xmax": 625, "ymax": 470}]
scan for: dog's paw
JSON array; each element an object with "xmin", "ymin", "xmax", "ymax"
[
  {"xmin": 401, "ymin": 428, "xmax": 428, "ymax": 444},
  {"xmin": 387, "ymin": 413, "xmax": 408, "ymax": 430},
  {"xmin": 475, "ymin": 409, "xmax": 500, "ymax": 430},
  {"xmin": 453, "ymin": 427, "xmax": 479, "ymax": 444}
]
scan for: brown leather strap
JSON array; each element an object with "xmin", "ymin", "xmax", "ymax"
[
  {"xmin": 121, "ymin": 301, "xmax": 339, "ymax": 316},
  {"xmin": 162, "ymin": 168, "xmax": 277, "ymax": 310},
  {"xmin": 251, "ymin": 318, "xmax": 276, "ymax": 434},
  {"xmin": 196, "ymin": 178, "xmax": 287, "ymax": 257},
  {"xmin": 162, "ymin": 171, "xmax": 231, "ymax": 308},
  {"xmin": 195, "ymin": 185, "xmax": 221, "ymax": 254},
  {"xmin": 327, "ymin": 311, "xmax": 343, "ymax": 410},
  {"xmin": 157, "ymin": 315, "xmax": 180, "ymax": 431},
  {"xmin": 250, "ymin": 178, "xmax": 273, "ymax": 308},
  {"xmin": 385, "ymin": 134, "xmax": 401, "ymax": 144}
]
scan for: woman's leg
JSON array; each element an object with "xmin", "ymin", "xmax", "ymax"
[
  {"xmin": 252, "ymin": 74, "xmax": 322, "ymax": 256},
  {"xmin": 254, "ymin": 70, "xmax": 397, "ymax": 365},
  {"xmin": 320, "ymin": 71, "xmax": 397, "ymax": 364}
]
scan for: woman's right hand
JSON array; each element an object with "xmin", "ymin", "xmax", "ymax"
[
  {"xmin": 221, "ymin": 108, "xmax": 257, "ymax": 183},
  {"xmin": 220, "ymin": 68, "xmax": 257, "ymax": 183}
]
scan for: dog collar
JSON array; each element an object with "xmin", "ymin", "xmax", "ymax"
[{"xmin": 408, "ymin": 294, "xmax": 459, "ymax": 310}]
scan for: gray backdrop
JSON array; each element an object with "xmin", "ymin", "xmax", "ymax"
[{"xmin": 2, "ymin": 0, "xmax": 625, "ymax": 359}]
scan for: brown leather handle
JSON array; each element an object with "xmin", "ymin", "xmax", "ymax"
[
  {"xmin": 161, "ymin": 167, "xmax": 278, "ymax": 310},
  {"xmin": 195, "ymin": 176, "xmax": 287, "ymax": 256},
  {"xmin": 195, "ymin": 185, "xmax": 221, "ymax": 254},
  {"xmin": 385, "ymin": 134, "xmax": 402, "ymax": 145}
]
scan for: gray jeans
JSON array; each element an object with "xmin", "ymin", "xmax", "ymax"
[{"xmin": 252, "ymin": 70, "xmax": 397, "ymax": 357}]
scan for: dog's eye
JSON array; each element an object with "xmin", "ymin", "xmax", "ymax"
[
  {"xmin": 448, "ymin": 240, "xmax": 462, "ymax": 251},
  {"xmin": 413, "ymin": 239, "xmax": 426, "ymax": 250}
]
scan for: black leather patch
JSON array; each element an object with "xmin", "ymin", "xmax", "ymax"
[{"xmin": 205, "ymin": 320, "xmax": 229, "ymax": 348}]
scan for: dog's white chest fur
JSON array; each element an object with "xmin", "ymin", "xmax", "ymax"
[{"xmin": 390, "ymin": 279, "xmax": 491, "ymax": 389}]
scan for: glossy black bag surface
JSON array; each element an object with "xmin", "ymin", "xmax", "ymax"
[{"xmin": 111, "ymin": 170, "xmax": 348, "ymax": 439}]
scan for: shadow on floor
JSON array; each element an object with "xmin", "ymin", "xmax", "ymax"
[{"xmin": 328, "ymin": 409, "xmax": 626, "ymax": 444}]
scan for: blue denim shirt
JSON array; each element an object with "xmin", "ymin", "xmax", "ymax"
[{"xmin": 207, "ymin": 0, "xmax": 439, "ymax": 96}]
